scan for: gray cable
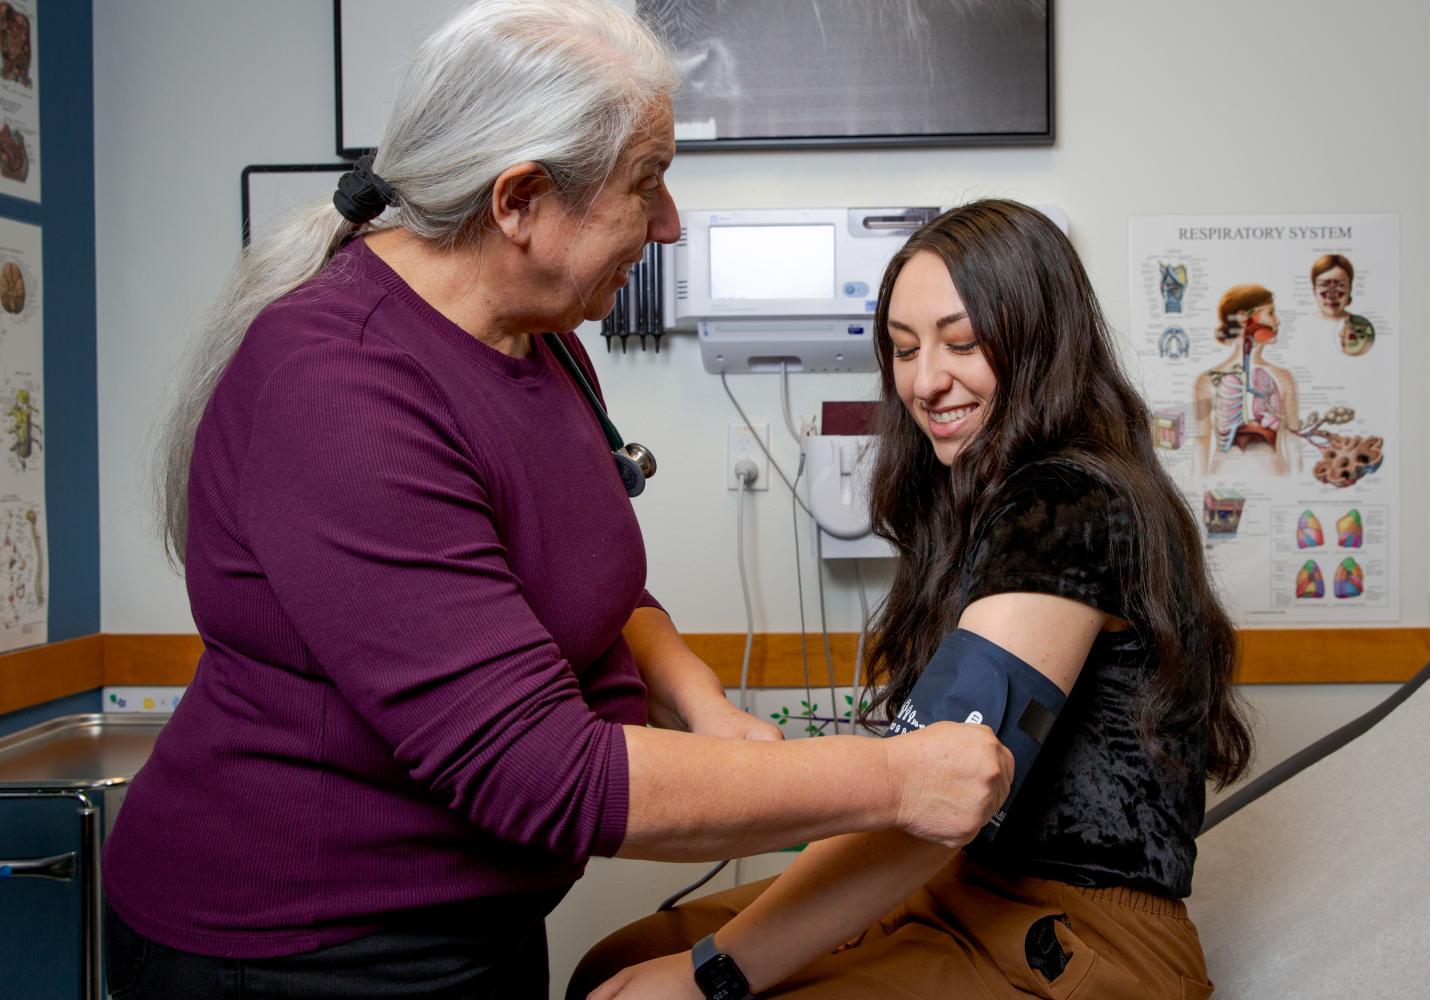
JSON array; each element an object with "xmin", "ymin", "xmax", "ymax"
[
  {"xmin": 778, "ymin": 361, "xmax": 801, "ymax": 443},
  {"xmin": 661, "ymin": 466, "xmax": 757, "ymax": 911},
  {"xmin": 735, "ymin": 467, "xmax": 756, "ymax": 712},
  {"xmin": 657, "ymin": 859, "xmax": 727, "ymax": 912},
  {"xmin": 853, "ymin": 560, "xmax": 870, "ymax": 731},
  {"xmin": 813, "ymin": 530, "xmax": 841, "ymax": 735},
  {"xmin": 791, "ymin": 459, "xmax": 815, "ymax": 736}
]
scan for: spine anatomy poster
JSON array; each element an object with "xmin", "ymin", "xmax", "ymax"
[
  {"xmin": 1129, "ymin": 214, "xmax": 1398, "ymax": 624},
  {"xmin": 0, "ymin": 216, "xmax": 43, "ymax": 649}
]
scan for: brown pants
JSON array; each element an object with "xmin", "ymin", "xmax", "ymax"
[{"xmin": 567, "ymin": 854, "xmax": 1214, "ymax": 999}]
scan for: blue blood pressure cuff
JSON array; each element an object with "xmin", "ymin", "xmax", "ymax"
[{"xmin": 883, "ymin": 629, "xmax": 1067, "ymax": 844}]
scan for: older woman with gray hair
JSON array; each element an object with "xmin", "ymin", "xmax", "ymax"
[{"xmin": 100, "ymin": 2, "xmax": 1010, "ymax": 996}]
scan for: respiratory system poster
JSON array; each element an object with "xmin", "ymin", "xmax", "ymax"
[{"xmin": 1129, "ymin": 215, "xmax": 1398, "ymax": 625}]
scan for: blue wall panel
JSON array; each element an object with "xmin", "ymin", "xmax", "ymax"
[
  {"xmin": 0, "ymin": 0, "xmax": 99, "ymax": 696},
  {"xmin": 33, "ymin": 0, "xmax": 99, "ymax": 641},
  {"xmin": 0, "ymin": 7, "xmax": 99, "ymax": 994}
]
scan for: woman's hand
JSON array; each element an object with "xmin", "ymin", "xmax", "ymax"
[
  {"xmin": 884, "ymin": 721, "xmax": 1013, "ymax": 848},
  {"xmin": 684, "ymin": 697, "xmax": 784, "ymax": 742},
  {"xmin": 588, "ymin": 954, "xmax": 702, "ymax": 1000},
  {"xmin": 622, "ymin": 607, "xmax": 782, "ymax": 740}
]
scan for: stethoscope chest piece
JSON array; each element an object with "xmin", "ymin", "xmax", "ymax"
[{"xmin": 614, "ymin": 442, "xmax": 657, "ymax": 498}]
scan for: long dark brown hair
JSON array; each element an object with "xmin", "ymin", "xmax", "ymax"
[{"xmin": 862, "ymin": 200, "xmax": 1252, "ymax": 788}]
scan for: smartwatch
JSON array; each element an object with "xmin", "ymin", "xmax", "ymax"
[{"xmin": 691, "ymin": 932, "xmax": 751, "ymax": 1000}]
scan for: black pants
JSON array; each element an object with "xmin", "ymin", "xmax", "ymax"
[{"xmin": 105, "ymin": 892, "xmax": 564, "ymax": 1000}]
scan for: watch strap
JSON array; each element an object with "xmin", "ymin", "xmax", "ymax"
[
  {"xmin": 691, "ymin": 932, "xmax": 751, "ymax": 1000},
  {"xmin": 692, "ymin": 931, "xmax": 721, "ymax": 971}
]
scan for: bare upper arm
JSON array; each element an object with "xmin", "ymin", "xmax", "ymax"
[{"xmin": 956, "ymin": 592, "xmax": 1107, "ymax": 696}]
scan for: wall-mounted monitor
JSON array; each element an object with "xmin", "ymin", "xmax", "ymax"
[
  {"xmin": 334, "ymin": 0, "xmax": 1054, "ymax": 157},
  {"xmin": 643, "ymin": 0, "xmax": 1054, "ymax": 150}
]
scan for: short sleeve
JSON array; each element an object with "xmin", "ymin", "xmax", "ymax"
[{"xmin": 964, "ymin": 462, "xmax": 1126, "ymax": 618}]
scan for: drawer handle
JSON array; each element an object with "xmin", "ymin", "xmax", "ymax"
[{"xmin": 0, "ymin": 851, "xmax": 76, "ymax": 881}]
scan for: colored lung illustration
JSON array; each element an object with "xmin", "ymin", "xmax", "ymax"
[
  {"xmin": 1334, "ymin": 558, "xmax": 1365, "ymax": 599},
  {"xmin": 1295, "ymin": 560, "xmax": 1325, "ymax": 599},
  {"xmin": 1336, "ymin": 509, "xmax": 1364, "ymax": 548},
  {"xmin": 1296, "ymin": 510, "xmax": 1323, "ymax": 548}
]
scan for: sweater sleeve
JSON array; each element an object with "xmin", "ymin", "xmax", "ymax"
[{"xmin": 238, "ymin": 340, "xmax": 629, "ymax": 862}]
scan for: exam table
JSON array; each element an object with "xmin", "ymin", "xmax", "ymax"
[{"xmin": 1188, "ymin": 660, "xmax": 1430, "ymax": 999}]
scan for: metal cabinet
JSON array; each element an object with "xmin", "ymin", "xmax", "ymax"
[{"xmin": 0, "ymin": 714, "xmax": 168, "ymax": 1000}]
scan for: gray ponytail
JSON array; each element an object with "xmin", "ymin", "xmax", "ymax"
[{"xmin": 157, "ymin": 0, "xmax": 678, "ymax": 563}]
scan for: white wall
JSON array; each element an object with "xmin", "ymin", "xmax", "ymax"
[
  {"xmin": 96, "ymin": 0, "xmax": 1430, "ymax": 637},
  {"xmin": 94, "ymin": 3, "xmax": 1427, "ymax": 993}
]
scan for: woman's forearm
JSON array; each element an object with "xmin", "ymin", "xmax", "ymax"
[
  {"xmin": 622, "ymin": 606, "xmax": 728, "ymax": 731},
  {"xmin": 619, "ymin": 710, "xmax": 1013, "ymax": 862},
  {"xmin": 616, "ymin": 725, "xmax": 894, "ymax": 861},
  {"xmin": 717, "ymin": 830, "xmax": 956, "ymax": 994}
]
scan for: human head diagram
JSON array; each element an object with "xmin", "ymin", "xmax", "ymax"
[
  {"xmin": 1311, "ymin": 254, "xmax": 1353, "ymax": 319},
  {"xmin": 1215, "ymin": 284, "xmax": 1276, "ymax": 345},
  {"xmin": 1310, "ymin": 254, "xmax": 1374, "ymax": 355}
]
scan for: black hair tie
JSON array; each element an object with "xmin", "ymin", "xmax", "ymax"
[{"xmin": 333, "ymin": 153, "xmax": 396, "ymax": 225}]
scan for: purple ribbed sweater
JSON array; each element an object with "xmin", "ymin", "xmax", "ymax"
[{"xmin": 103, "ymin": 240, "xmax": 652, "ymax": 958}]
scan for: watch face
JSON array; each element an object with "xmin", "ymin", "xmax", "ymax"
[{"xmin": 694, "ymin": 953, "xmax": 749, "ymax": 1000}]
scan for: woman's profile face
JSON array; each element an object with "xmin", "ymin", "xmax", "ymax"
[
  {"xmin": 886, "ymin": 250, "xmax": 997, "ymax": 467},
  {"xmin": 535, "ymin": 97, "xmax": 680, "ymax": 328}
]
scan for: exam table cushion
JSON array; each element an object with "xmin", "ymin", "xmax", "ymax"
[{"xmin": 1187, "ymin": 662, "xmax": 1430, "ymax": 999}]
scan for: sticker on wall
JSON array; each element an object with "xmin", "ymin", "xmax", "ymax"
[{"xmin": 104, "ymin": 686, "xmax": 185, "ymax": 714}]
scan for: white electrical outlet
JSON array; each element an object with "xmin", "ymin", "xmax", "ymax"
[{"xmin": 728, "ymin": 422, "xmax": 770, "ymax": 491}]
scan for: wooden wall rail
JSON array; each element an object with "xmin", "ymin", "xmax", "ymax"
[
  {"xmin": 0, "ymin": 635, "xmax": 104, "ymax": 716},
  {"xmin": 2, "ymin": 629, "xmax": 1428, "ymax": 716},
  {"xmin": 686, "ymin": 629, "xmax": 1430, "ymax": 687}
]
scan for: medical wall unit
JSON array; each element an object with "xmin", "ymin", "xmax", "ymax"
[
  {"xmin": 646, "ymin": 205, "xmax": 1069, "ymax": 373},
  {"xmin": 668, "ymin": 207, "xmax": 935, "ymax": 373}
]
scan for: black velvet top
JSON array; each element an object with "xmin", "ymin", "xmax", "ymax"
[{"xmin": 960, "ymin": 459, "xmax": 1208, "ymax": 899}]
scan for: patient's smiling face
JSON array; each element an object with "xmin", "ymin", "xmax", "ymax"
[{"xmin": 886, "ymin": 251, "xmax": 997, "ymax": 466}]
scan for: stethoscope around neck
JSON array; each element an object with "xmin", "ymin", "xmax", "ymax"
[{"xmin": 541, "ymin": 333, "xmax": 656, "ymax": 498}]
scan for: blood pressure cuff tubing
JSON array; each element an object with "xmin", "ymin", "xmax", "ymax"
[{"xmin": 883, "ymin": 629, "xmax": 1067, "ymax": 844}]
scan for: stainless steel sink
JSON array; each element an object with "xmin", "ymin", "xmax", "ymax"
[{"xmin": 0, "ymin": 712, "xmax": 169, "ymax": 789}]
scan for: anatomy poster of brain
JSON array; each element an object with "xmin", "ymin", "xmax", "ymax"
[{"xmin": 1129, "ymin": 214, "xmax": 1399, "ymax": 626}]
